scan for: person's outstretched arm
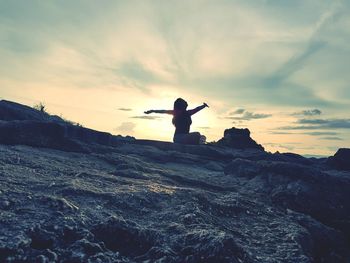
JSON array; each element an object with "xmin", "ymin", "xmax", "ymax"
[
  {"xmin": 144, "ymin": 109, "xmax": 173, "ymax": 114},
  {"xmin": 188, "ymin": 103, "xmax": 209, "ymax": 116}
]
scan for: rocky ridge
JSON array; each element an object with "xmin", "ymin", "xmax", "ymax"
[{"xmin": 0, "ymin": 100, "xmax": 349, "ymax": 262}]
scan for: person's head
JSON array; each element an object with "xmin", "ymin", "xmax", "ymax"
[{"xmin": 173, "ymin": 98, "xmax": 188, "ymax": 112}]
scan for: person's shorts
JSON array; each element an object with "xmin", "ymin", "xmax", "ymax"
[
  {"xmin": 173, "ymin": 133, "xmax": 187, "ymax": 144},
  {"xmin": 173, "ymin": 132, "xmax": 205, "ymax": 145}
]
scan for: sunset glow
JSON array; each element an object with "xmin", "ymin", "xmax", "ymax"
[{"xmin": 1, "ymin": 0, "xmax": 349, "ymax": 156}]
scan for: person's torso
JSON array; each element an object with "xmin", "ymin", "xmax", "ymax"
[{"xmin": 174, "ymin": 111, "xmax": 192, "ymax": 134}]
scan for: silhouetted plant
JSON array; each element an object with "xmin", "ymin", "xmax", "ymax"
[{"xmin": 33, "ymin": 102, "xmax": 47, "ymax": 113}]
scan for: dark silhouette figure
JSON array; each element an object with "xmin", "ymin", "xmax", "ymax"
[{"xmin": 144, "ymin": 98, "xmax": 209, "ymax": 144}]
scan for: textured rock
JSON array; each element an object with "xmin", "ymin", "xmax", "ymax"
[
  {"xmin": 0, "ymin": 99, "xmax": 134, "ymax": 150},
  {"xmin": 0, "ymin": 100, "xmax": 64, "ymax": 122},
  {"xmin": 287, "ymin": 210, "xmax": 348, "ymax": 262},
  {"xmin": 327, "ymin": 148, "xmax": 350, "ymax": 171},
  {"xmin": 225, "ymin": 159, "xmax": 350, "ymax": 243},
  {"xmin": 0, "ymin": 120, "xmax": 87, "ymax": 152},
  {"xmin": 215, "ymin": 127, "xmax": 264, "ymax": 151},
  {"xmin": 91, "ymin": 216, "xmax": 154, "ymax": 256}
]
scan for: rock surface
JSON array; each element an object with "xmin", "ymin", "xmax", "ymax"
[
  {"xmin": 327, "ymin": 148, "xmax": 350, "ymax": 171},
  {"xmin": 0, "ymin": 100, "xmax": 135, "ymax": 152},
  {"xmin": 0, "ymin": 100, "xmax": 349, "ymax": 262},
  {"xmin": 0, "ymin": 100, "xmax": 64, "ymax": 123},
  {"xmin": 215, "ymin": 127, "xmax": 265, "ymax": 151}
]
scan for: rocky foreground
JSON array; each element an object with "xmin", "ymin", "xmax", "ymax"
[{"xmin": 0, "ymin": 100, "xmax": 349, "ymax": 263}]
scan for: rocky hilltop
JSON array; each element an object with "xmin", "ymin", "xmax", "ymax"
[{"xmin": 0, "ymin": 100, "xmax": 349, "ymax": 262}]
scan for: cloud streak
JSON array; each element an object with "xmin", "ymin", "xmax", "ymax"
[
  {"xmin": 304, "ymin": 131, "xmax": 338, "ymax": 136},
  {"xmin": 227, "ymin": 111, "xmax": 272, "ymax": 121},
  {"xmin": 130, "ymin": 116, "xmax": 162, "ymax": 120},
  {"xmin": 230, "ymin": 109, "xmax": 245, "ymax": 115},
  {"xmin": 292, "ymin": 109, "xmax": 322, "ymax": 116},
  {"xmin": 298, "ymin": 118, "xmax": 350, "ymax": 128},
  {"xmin": 270, "ymin": 131, "xmax": 339, "ymax": 136},
  {"xmin": 118, "ymin": 108, "xmax": 132, "ymax": 112},
  {"xmin": 278, "ymin": 118, "xmax": 350, "ymax": 130},
  {"xmin": 320, "ymin": 137, "xmax": 343, "ymax": 141}
]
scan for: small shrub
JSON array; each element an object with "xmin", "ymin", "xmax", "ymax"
[{"xmin": 33, "ymin": 102, "xmax": 47, "ymax": 113}]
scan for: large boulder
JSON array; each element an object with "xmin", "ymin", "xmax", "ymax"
[
  {"xmin": 0, "ymin": 120, "xmax": 117, "ymax": 151},
  {"xmin": 215, "ymin": 127, "xmax": 264, "ymax": 151},
  {"xmin": 0, "ymin": 100, "xmax": 134, "ymax": 149},
  {"xmin": 0, "ymin": 120, "xmax": 87, "ymax": 152},
  {"xmin": 0, "ymin": 100, "xmax": 64, "ymax": 122},
  {"xmin": 327, "ymin": 148, "xmax": 350, "ymax": 171}
]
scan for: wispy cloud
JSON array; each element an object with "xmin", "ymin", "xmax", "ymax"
[
  {"xmin": 270, "ymin": 131, "xmax": 339, "ymax": 136},
  {"xmin": 277, "ymin": 125, "xmax": 320, "ymax": 130},
  {"xmin": 320, "ymin": 137, "xmax": 343, "ymax": 141},
  {"xmin": 263, "ymin": 41, "xmax": 326, "ymax": 90},
  {"xmin": 298, "ymin": 118, "xmax": 350, "ymax": 128},
  {"xmin": 118, "ymin": 108, "xmax": 132, "ymax": 112},
  {"xmin": 278, "ymin": 118, "xmax": 350, "ymax": 130},
  {"xmin": 226, "ymin": 111, "xmax": 272, "ymax": 121},
  {"xmin": 304, "ymin": 131, "xmax": 338, "ymax": 136},
  {"xmin": 235, "ymin": 1, "xmax": 344, "ymax": 108},
  {"xmin": 230, "ymin": 108, "xmax": 245, "ymax": 115},
  {"xmin": 292, "ymin": 109, "xmax": 322, "ymax": 116},
  {"xmin": 270, "ymin": 131, "xmax": 295, "ymax": 135},
  {"xmin": 130, "ymin": 116, "xmax": 162, "ymax": 120},
  {"xmin": 115, "ymin": 60, "xmax": 164, "ymax": 91}
]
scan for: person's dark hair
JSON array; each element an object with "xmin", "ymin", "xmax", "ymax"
[
  {"xmin": 172, "ymin": 98, "xmax": 188, "ymax": 125},
  {"xmin": 173, "ymin": 98, "xmax": 188, "ymax": 111}
]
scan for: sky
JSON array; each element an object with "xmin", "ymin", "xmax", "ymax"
[{"xmin": 0, "ymin": 0, "xmax": 349, "ymax": 156}]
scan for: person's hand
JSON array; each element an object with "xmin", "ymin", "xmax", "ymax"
[
  {"xmin": 144, "ymin": 110, "xmax": 153, "ymax": 114},
  {"xmin": 203, "ymin": 102, "xmax": 209, "ymax": 108}
]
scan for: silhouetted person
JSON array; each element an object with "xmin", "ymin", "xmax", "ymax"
[{"xmin": 145, "ymin": 98, "xmax": 209, "ymax": 144}]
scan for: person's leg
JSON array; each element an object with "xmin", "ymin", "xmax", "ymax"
[
  {"xmin": 184, "ymin": 132, "xmax": 201, "ymax": 145},
  {"xmin": 173, "ymin": 134, "xmax": 186, "ymax": 143},
  {"xmin": 174, "ymin": 132, "xmax": 203, "ymax": 145}
]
